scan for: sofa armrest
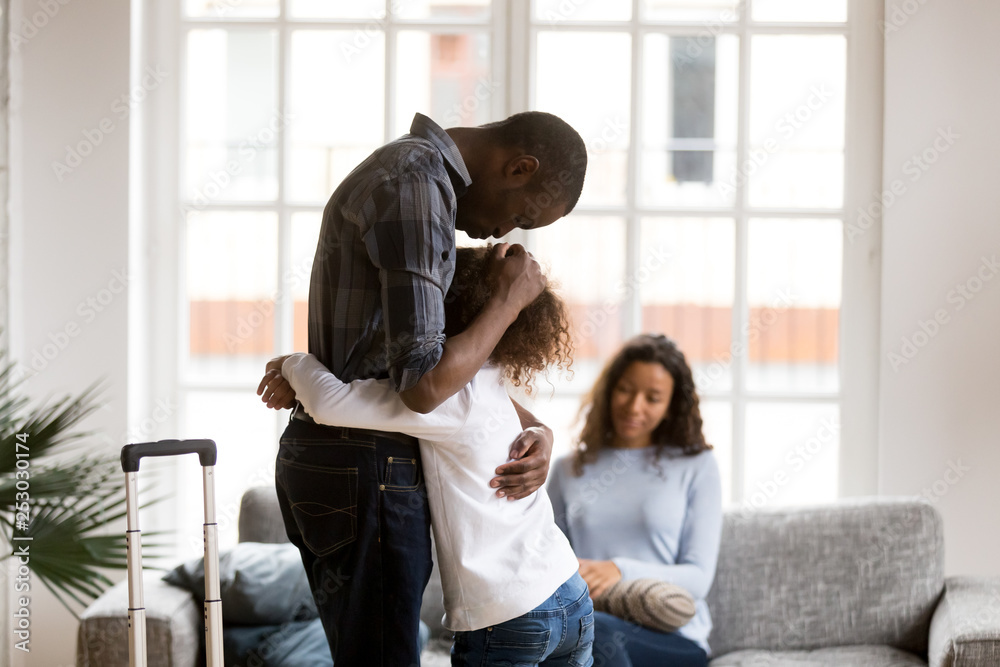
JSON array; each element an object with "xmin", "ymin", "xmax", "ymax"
[
  {"xmin": 928, "ymin": 576, "xmax": 1000, "ymax": 667},
  {"xmin": 77, "ymin": 571, "xmax": 202, "ymax": 667}
]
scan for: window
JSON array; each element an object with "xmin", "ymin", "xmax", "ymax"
[
  {"xmin": 150, "ymin": 0, "xmax": 881, "ymax": 554},
  {"xmin": 521, "ymin": 0, "xmax": 875, "ymax": 513},
  {"xmin": 165, "ymin": 0, "xmax": 501, "ymax": 553}
]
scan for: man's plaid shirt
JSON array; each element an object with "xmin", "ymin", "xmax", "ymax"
[{"xmin": 308, "ymin": 113, "xmax": 472, "ymax": 392}]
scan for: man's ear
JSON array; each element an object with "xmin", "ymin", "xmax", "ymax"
[{"xmin": 504, "ymin": 155, "xmax": 540, "ymax": 186}]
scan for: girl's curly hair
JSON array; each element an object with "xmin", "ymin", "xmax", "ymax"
[
  {"xmin": 444, "ymin": 245, "xmax": 573, "ymax": 393},
  {"xmin": 573, "ymin": 334, "xmax": 711, "ymax": 476}
]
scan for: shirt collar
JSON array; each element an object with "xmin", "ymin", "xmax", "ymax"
[{"xmin": 409, "ymin": 113, "xmax": 472, "ymax": 197}]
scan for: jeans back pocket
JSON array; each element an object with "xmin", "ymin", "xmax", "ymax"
[
  {"xmin": 570, "ymin": 609, "xmax": 595, "ymax": 667},
  {"xmin": 277, "ymin": 457, "xmax": 358, "ymax": 557},
  {"xmin": 486, "ymin": 625, "xmax": 551, "ymax": 666}
]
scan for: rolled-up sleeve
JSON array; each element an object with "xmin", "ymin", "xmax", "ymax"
[{"xmin": 361, "ymin": 174, "xmax": 456, "ymax": 392}]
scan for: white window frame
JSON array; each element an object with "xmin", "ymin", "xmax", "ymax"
[
  {"xmin": 516, "ymin": 0, "xmax": 883, "ymax": 503},
  {"xmin": 133, "ymin": 0, "xmax": 882, "ymax": 531}
]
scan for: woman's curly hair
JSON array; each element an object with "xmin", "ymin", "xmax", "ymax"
[
  {"xmin": 444, "ymin": 245, "xmax": 573, "ymax": 393},
  {"xmin": 573, "ymin": 334, "xmax": 711, "ymax": 476}
]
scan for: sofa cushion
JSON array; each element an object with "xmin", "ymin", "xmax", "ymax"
[
  {"xmin": 706, "ymin": 499, "xmax": 943, "ymax": 656},
  {"xmin": 238, "ymin": 485, "xmax": 289, "ymax": 544},
  {"xmin": 710, "ymin": 645, "xmax": 926, "ymax": 666}
]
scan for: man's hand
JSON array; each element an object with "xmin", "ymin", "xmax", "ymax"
[
  {"xmin": 257, "ymin": 355, "xmax": 296, "ymax": 409},
  {"xmin": 578, "ymin": 558, "xmax": 622, "ymax": 599},
  {"xmin": 487, "ymin": 242, "xmax": 546, "ymax": 314},
  {"xmin": 489, "ymin": 425, "xmax": 553, "ymax": 500}
]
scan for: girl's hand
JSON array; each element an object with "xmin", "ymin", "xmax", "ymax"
[
  {"xmin": 578, "ymin": 558, "xmax": 622, "ymax": 599},
  {"xmin": 257, "ymin": 355, "xmax": 296, "ymax": 409}
]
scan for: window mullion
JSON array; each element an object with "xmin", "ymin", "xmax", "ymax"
[
  {"xmin": 508, "ymin": 0, "xmax": 531, "ymax": 115},
  {"xmin": 729, "ymin": 0, "xmax": 753, "ymax": 505},
  {"xmin": 276, "ymin": 16, "xmax": 292, "ymax": 361},
  {"xmin": 625, "ymin": 0, "xmax": 642, "ymax": 338},
  {"xmin": 385, "ymin": 1, "xmax": 396, "ymax": 144},
  {"xmin": 492, "ymin": 0, "xmax": 509, "ymax": 121}
]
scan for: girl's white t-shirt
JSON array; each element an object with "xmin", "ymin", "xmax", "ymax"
[{"xmin": 283, "ymin": 353, "xmax": 579, "ymax": 632}]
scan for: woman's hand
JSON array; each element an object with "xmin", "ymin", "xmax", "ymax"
[
  {"xmin": 257, "ymin": 355, "xmax": 296, "ymax": 409},
  {"xmin": 578, "ymin": 558, "xmax": 622, "ymax": 599}
]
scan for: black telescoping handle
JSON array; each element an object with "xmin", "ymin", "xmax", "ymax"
[{"xmin": 121, "ymin": 439, "xmax": 217, "ymax": 473}]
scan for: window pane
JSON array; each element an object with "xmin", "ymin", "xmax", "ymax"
[
  {"xmin": 184, "ymin": 0, "xmax": 278, "ymax": 18},
  {"xmin": 536, "ymin": 32, "xmax": 631, "ymax": 207},
  {"xmin": 530, "ymin": 393, "xmax": 587, "ymax": 464},
  {"xmin": 641, "ymin": 34, "xmax": 739, "ymax": 208},
  {"xmin": 534, "ymin": 0, "xmax": 630, "ymax": 22},
  {"xmin": 186, "ymin": 211, "xmax": 278, "ymax": 382},
  {"xmin": 746, "ymin": 219, "xmax": 841, "ymax": 393},
  {"xmin": 291, "ymin": 212, "xmax": 322, "ymax": 353},
  {"xmin": 530, "ymin": 217, "xmax": 627, "ymax": 391},
  {"xmin": 747, "ymin": 35, "xmax": 845, "ymax": 208},
  {"xmin": 288, "ymin": 30, "xmax": 385, "ymax": 204},
  {"xmin": 743, "ymin": 402, "xmax": 839, "ymax": 510},
  {"xmin": 289, "ymin": 0, "xmax": 383, "ymax": 19},
  {"xmin": 640, "ymin": 0, "xmax": 740, "ymax": 23},
  {"xmin": 641, "ymin": 218, "xmax": 735, "ymax": 392},
  {"xmin": 395, "ymin": 31, "xmax": 492, "ymax": 137},
  {"xmin": 455, "ymin": 229, "xmax": 488, "ymax": 247},
  {"xmin": 184, "ymin": 29, "xmax": 279, "ymax": 204},
  {"xmin": 396, "ymin": 0, "xmax": 490, "ymax": 20},
  {"xmin": 752, "ymin": 0, "xmax": 847, "ymax": 23},
  {"xmin": 177, "ymin": 390, "xmax": 280, "ymax": 557},
  {"xmin": 700, "ymin": 400, "xmax": 732, "ymax": 507}
]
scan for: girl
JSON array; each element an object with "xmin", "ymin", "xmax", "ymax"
[{"xmin": 261, "ymin": 245, "xmax": 594, "ymax": 667}]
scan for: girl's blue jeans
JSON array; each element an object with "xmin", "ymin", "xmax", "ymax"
[{"xmin": 451, "ymin": 571, "xmax": 595, "ymax": 667}]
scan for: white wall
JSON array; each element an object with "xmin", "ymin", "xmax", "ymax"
[
  {"xmin": 879, "ymin": 0, "xmax": 1000, "ymax": 576},
  {"xmin": 7, "ymin": 0, "xmax": 131, "ymax": 664}
]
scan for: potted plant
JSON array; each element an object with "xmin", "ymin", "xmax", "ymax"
[{"xmin": 0, "ymin": 351, "xmax": 161, "ymax": 617}]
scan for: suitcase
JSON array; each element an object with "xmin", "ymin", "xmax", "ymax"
[{"xmin": 120, "ymin": 439, "xmax": 223, "ymax": 667}]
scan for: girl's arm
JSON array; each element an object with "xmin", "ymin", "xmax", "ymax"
[{"xmin": 282, "ymin": 353, "xmax": 470, "ymax": 440}]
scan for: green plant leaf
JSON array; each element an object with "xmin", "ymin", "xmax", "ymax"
[
  {"xmin": 0, "ymin": 343, "xmax": 169, "ymax": 616},
  {"xmin": 0, "ymin": 382, "xmax": 105, "ymax": 475}
]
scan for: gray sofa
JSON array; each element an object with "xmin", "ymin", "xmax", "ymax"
[{"xmin": 78, "ymin": 488, "xmax": 1000, "ymax": 666}]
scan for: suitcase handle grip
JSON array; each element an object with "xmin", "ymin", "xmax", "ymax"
[{"xmin": 121, "ymin": 439, "xmax": 217, "ymax": 473}]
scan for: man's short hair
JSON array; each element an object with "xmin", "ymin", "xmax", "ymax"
[{"xmin": 480, "ymin": 111, "xmax": 588, "ymax": 214}]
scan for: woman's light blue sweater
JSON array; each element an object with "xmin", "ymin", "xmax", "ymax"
[{"xmin": 546, "ymin": 446, "xmax": 723, "ymax": 653}]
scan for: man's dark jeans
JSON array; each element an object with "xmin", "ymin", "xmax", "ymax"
[{"xmin": 275, "ymin": 414, "xmax": 432, "ymax": 666}]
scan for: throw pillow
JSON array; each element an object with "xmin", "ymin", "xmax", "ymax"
[
  {"xmin": 163, "ymin": 541, "xmax": 317, "ymax": 626},
  {"xmin": 592, "ymin": 578, "xmax": 696, "ymax": 634}
]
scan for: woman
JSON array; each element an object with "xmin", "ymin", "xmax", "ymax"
[
  {"xmin": 546, "ymin": 334, "xmax": 722, "ymax": 667},
  {"xmin": 259, "ymin": 245, "xmax": 594, "ymax": 667}
]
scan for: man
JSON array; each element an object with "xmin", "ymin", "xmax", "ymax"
[{"xmin": 258, "ymin": 111, "xmax": 587, "ymax": 666}]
